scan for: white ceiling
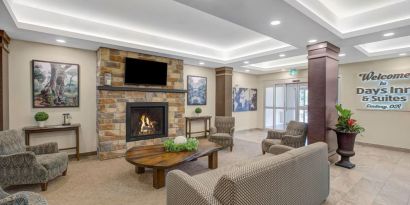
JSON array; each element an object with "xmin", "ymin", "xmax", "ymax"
[{"xmin": 1, "ymin": 0, "xmax": 410, "ymax": 74}]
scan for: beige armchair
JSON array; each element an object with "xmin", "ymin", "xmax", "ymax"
[
  {"xmin": 208, "ymin": 116, "xmax": 235, "ymax": 151},
  {"xmin": 262, "ymin": 121, "xmax": 307, "ymax": 154}
]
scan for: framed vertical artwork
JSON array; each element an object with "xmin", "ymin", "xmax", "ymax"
[
  {"xmin": 32, "ymin": 60, "xmax": 80, "ymax": 108},
  {"xmin": 187, "ymin": 75, "xmax": 207, "ymax": 105},
  {"xmin": 233, "ymin": 87, "xmax": 257, "ymax": 112}
]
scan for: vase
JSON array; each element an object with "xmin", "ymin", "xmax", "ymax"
[
  {"xmin": 38, "ymin": 121, "xmax": 45, "ymax": 128},
  {"xmin": 335, "ymin": 131, "xmax": 357, "ymax": 169}
]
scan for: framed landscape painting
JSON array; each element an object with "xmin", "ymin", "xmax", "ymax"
[
  {"xmin": 32, "ymin": 60, "xmax": 80, "ymax": 108},
  {"xmin": 187, "ymin": 75, "xmax": 207, "ymax": 105}
]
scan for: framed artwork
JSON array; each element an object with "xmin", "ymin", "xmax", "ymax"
[
  {"xmin": 233, "ymin": 87, "xmax": 257, "ymax": 112},
  {"xmin": 187, "ymin": 75, "xmax": 207, "ymax": 105},
  {"xmin": 32, "ymin": 60, "xmax": 80, "ymax": 108}
]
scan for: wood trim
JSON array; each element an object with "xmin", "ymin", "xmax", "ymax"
[
  {"xmin": 69, "ymin": 151, "xmax": 97, "ymax": 159},
  {"xmin": 356, "ymin": 141, "xmax": 410, "ymax": 153},
  {"xmin": 97, "ymin": 85, "xmax": 187, "ymax": 93}
]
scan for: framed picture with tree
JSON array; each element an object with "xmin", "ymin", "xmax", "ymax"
[{"xmin": 32, "ymin": 60, "xmax": 80, "ymax": 108}]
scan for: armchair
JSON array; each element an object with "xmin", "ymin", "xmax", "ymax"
[
  {"xmin": 0, "ymin": 130, "xmax": 68, "ymax": 191},
  {"xmin": 208, "ymin": 116, "xmax": 235, "ymax": 151},
  {"xmin": 0, "ymin": 186, "xmax": 47, "ymax": 205},
  {"xmin": 262, "ymin": 121, "xmax": 307, "ymax": 154}
]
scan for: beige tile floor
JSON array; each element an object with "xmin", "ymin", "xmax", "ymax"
[{"xmin": 6, "ymin": 129, "xmax": 410, "ymax": 205}]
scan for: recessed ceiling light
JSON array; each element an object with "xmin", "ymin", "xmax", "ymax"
[
  {"xmin": 383, "ymin": 32, "xmax": 395, "ymax": 37},
  {"xmin": 270, "ymin": 20, "xmax": 281, "ymax": 26},
  {"xmin": 199, "ymin": 62, "xmax": 205, "ymax": 65},
  {"xmin": 339, "ymin": 53, "xmax": 346, "ymax": 57},
  {"xmin": 245, "ymin": 69, "xmax": 250, "ymax": 72},
  {"xmin": 281, "ymin": 69, "xmax": 287, "ymax": 72},
  {"xmin": 243, "ymin": 61, "xmax": 250, "ymax": 64},
  {"xmin": 308, "ymin": 39, "xmax": 318, "ymax": 43},
  {"xmin": 279, "ymin": 54, "xmax": 286, "ymax": 57},
  {"xmin": 399, "ymin": 53, "xmax": 407, "ymax": 56},
  {"xmin": 56, "ymin": 39, "xmax": 66, "ymax": 43}
]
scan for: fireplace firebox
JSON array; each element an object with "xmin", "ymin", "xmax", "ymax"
[{"xmin": 126, "ymin": 102, "xmax": 168, "ymax": 142}]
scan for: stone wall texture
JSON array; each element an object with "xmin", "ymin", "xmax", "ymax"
[{"xmin": 96, "ymin": 48, "xmax": 185, "ymax": 160}]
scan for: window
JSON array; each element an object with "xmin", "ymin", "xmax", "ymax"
[{"xmin": 264, "ymin": 83, "xmax": 308, "ymax": 130}]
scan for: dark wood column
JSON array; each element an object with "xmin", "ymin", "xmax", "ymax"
[
  {"xmin": 215, "ymin": 67, "xmax": 233, "ymax": 117},
  {"xmin": 0, "ymin": 30, "xmax": 10, "ymax": 131},
  {"xmin": 307, "ymin": 41, "xmax": 339, "ymax": 156}
]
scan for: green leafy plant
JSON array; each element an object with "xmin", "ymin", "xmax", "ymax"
[
  {"xmin": 34, "ymin": 112, "xmax": 49, "ymax": 122},
  {"xmin": 195, "ymin": 107, "xmax": 202, "ymax": 114},
  {"xmin": 164, "ymin": 138, "xmax": 199, "ymax": 152},
  {"xmin": 335, "ymin": 104, "xmax": 365, "ymax": 133}
]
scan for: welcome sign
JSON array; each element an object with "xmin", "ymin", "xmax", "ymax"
[{"xmin": 356, "ymin": 71, "xmax": 410, "ymax": 110}]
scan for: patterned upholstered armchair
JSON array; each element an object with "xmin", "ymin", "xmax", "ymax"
[
  {"xmin": 208, "ymin": 116, "xmax": 235, "ymax": 151},
  {"xmin": 0, "ymin": 186, "xmax": 47, "ymax": 205},
  {"xmin": 0, "ymin": 130, "xmax": 68, "ymax": 191},
  {"xmin": 262, "ymin": 121, "xmax": 307, "ymax": 154}
]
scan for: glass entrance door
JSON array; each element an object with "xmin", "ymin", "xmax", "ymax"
[{"xmin": 264, "ymin": 83, "xmax": 308, "ymax": 130}]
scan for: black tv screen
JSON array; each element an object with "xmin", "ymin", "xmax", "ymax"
[{"xmin": 124, "ymin": 58, "xmax": 167, "ymax": 85}]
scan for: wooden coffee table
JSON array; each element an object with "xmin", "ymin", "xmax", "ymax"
[{"xmin": 125, "ymin": 139, "xmax": 223, "ymax": 189}]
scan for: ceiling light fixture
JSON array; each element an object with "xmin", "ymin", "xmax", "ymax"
[
  {"xmin": 308, "ymin": 39, "xmax": 318, "ymax": 43},
  {"xmin": 245, "ymin": 69, "xmax": 250, "ymax": 72},
  {"xmin": 399, "ymin": 53, "xmax": 407, "ymax": 56},
  {"xmin": 243, "ymin": 61, "xmax": 250, "ymax": 64},
  {"xmin": 199, "ymin": 62, "xmax": 205, "ymax": 65},
  {"xmin": 270, "ymin": 20, "xmax": 281, "ymax": 26},
  {"xmin": 383, "ymin": 32, "xmax": 395, "ymax": 37},
  {"xmin": 339, "ymin": 53, "xmax": 346, "ymax": 57},
  {"xmin": 56, "ymin": 39, "xmax": 66, "ymax": 43},
  {"xmin": 279, "ymin": 54, "xmax": 286, "ymax": 57}
]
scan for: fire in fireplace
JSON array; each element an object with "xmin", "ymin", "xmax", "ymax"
[{"xmin": 126, "ymin": 102, "xmax": 168, "ymax": 142}]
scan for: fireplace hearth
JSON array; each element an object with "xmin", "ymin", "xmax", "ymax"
[{"xmin": 126, "ymin": 102, "xmax": 168, "ymax": 142}]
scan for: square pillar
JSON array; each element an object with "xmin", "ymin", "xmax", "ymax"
[
  {"xmin": 215, "ymin": 67, "xmax": 233, "ymax": 117},
  {"xmin": 307, "ymin": 41, "xmax": 339, "ymax": 156}
]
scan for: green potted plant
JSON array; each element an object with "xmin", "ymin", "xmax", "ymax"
[
  {"xmin": 34, "ymin": 112, "xmax": 49, "ymax": 127},
  {"xmin": 194, "ymin": 107, "xmax": 202, "ymax": 116},
  {"xmin": 333, "ymin": 104, "xmax": 365, "ymax": 169}
]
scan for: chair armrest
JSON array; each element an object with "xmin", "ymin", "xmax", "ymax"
[
  {"xmin": 0, "ymin": 193, "xmax": 30, "ymax": 205},
  {"xmin": 27, "ymin": 142, "xmax": 59, "ymax": 155},
  {"xmin": 266, "ymin": 130, "xmax": 286, "ymax": 139},
  {"xmin": 282, "ymin": 135, "xmax": 305, "ymax": 148},
  {"xmin": 210, "ymin": 127, "xmax": 217, "ymax": 135},
  {"xmin": 268, "ymin": 145, "xmax": 294, "ymax": 155},
  {"xmin": 0, "ymin": 152, "xmax": 43, "ymax": 168},
  {"xmin": 230, "ymin": 127, "xmax": 235, "ymax": 136},
  {"xmin": 167, "ymin": 170, "xmax": 221, "ymax": 205}
]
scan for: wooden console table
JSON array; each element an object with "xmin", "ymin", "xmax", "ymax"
[
  {"xmin": 23, "ymin": 124, "xmax": 81, "ymax": 160},
  {"xmin": 185, "ymin": 116, "xmax": 212, "ymax": 138}
]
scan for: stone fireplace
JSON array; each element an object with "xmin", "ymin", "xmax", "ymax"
[
  {"xmin": 126, "ymin": 102, "xmax": 168, "ymax": 142},
  {"xmin": 96, "ymin": 48, "xmax": 185, "ymax": 160}
]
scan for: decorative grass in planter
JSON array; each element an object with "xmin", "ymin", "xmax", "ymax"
[{"xmin": 164, "ymin": 136, "xmax": 199, "ymax": 152}]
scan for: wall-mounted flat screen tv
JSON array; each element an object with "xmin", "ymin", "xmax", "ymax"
[{"xmin": 124, "ymin": 58, "xmax": 168, "ymax": 85}]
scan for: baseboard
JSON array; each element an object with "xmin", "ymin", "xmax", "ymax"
[
  {"xmin": 68, "ymin": 151, "xmax": 97, "ymax": 159},
  {"xmin": 356, "ymin": 141, "xmax": 410, "ymax": 153}
]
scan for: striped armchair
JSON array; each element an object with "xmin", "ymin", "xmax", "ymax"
[
  {"xmin": 0, "ymin": 186, "xmax": 47, "ymax": 205},
  {"xmin": 208, "ymin": 117, "xmax": 235, "ymax": 151},
  {"xmin": 0, "ymin": 130, "xmax": 68, "ymax": 191},
  {"xmin": 262, "ymin": 121, "xmax": 307, "ymax": 154}
]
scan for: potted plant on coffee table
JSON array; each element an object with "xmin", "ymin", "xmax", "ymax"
[
  {"xmin": 35, "ymin": 112, "xmax": 49, "ymax": 128},
  {"xmin": 333, "ymin": 104, "xmax": 365, "ymax": 169}
]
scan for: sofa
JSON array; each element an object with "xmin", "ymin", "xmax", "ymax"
[
  {"xmin": 209, "ymin": 117, "xmax": 235, "ymax": 151},
  {"xmin": 0, "ymin": 186, "xmax": 47, "ymax": 205},
  {"xmin": 262, "ymin": 121, "xmax": 308, "ymax": 154},
  {"xmin": 167, "ymin": 142, "xmax": 329, "ymax": 205},
  {"xmin": 0, "ymin": 130, "xmax": 68, "ymax": 191}
]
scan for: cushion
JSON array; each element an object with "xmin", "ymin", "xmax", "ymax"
[
  {"xmin": 36, "ymin": 152, "xmax": 68, "ymax": 170},
  {"xmin": 261, "ymin": 138, "xmax": 281, "ymax": 152},
  {"xmin": 0, "ymin": 130, "xmax": 25, "ymax": 155},
  {"xmin": 210, "ymin": 133, "xmax": 232, "ymax": 139}
]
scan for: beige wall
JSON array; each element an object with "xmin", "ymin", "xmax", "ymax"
[
  {"xmin": 183, "ymin": 65, "xmax": 216, "ymax": 136},
  {"xmin": 340, "ymin": 57, "xmax": 410, "ymax": 149},
  {"xmin": 9, "ymin": 40, "xmax": 97, "ymax": 153}
]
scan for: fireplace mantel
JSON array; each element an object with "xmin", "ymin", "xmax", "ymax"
[{"xmin": 97, "ymin": 86, "xmax": 187, "ymax": 93}]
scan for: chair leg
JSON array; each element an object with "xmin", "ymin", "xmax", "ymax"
[
  {"xmin": 41, "ymin": 182, "xmax": 48, "ymax": 191},
  {"xmin": 230, "ymin": 146, "xmax": 233, "ymax": 152},
  {"xmin": 62, "ymin": 169, "xmax": 67, "ymax": 176},
  {"xmin": 262, "ymin": 151, "xmax": 266, "ymax": 155}
]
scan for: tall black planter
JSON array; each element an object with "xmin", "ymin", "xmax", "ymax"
[{"xmin": 335, "ymin": 131, "xmax": 357, "ymax": 169}]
